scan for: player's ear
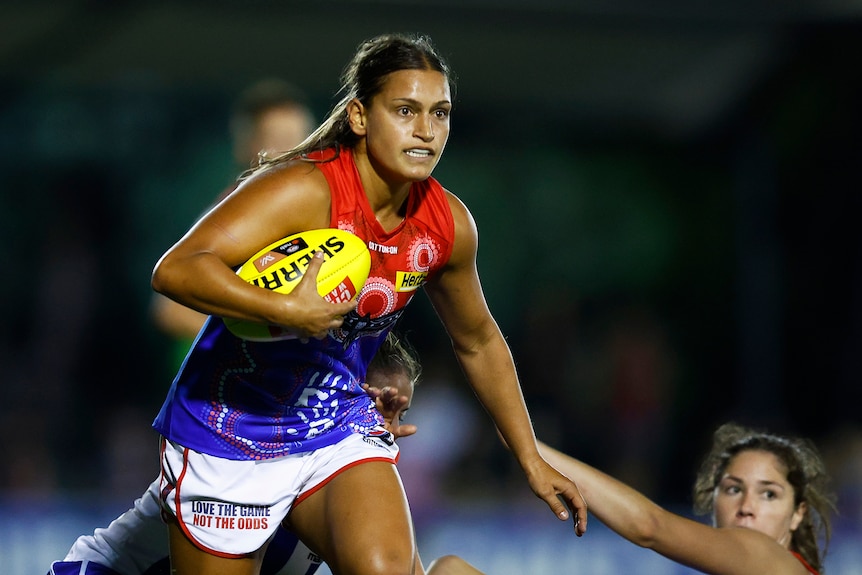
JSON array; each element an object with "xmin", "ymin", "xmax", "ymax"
[
  {"xmin": 790, "ymin": 501, "xmax": 807, "ymax": 532},
  {"xmin": 347, "ymin": 98, "xmax": 367, "ymax": 136}
]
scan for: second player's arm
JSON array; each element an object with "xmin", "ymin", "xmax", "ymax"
[{"xmin": 538, "ymin": 441, "xmax": 808, "ymax": 575}]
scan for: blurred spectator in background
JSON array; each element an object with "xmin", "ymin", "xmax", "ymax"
[
  {"xmin": 229, "ymin": 78, "xmax": 316, "ymax": 175},
  {"xmin": 150, "ymin": 78, "xmax": 315, "ymax": 358}
]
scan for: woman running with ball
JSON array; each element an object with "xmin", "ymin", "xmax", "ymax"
[{"xmin": 150, "ymin": 33, "xmax": 585, "ymax": 575}]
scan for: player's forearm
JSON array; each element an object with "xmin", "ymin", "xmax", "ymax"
[
  {"xmin": 538, "ymin": 441, "xmax": 666, "ymax": 547},
  {"xmin": 456, "ymin": 336, "xmax": 540, "ymax": 462},
  {"xmin": 152, "ymin": 250, "xmax": 278, "ymax": 323}
]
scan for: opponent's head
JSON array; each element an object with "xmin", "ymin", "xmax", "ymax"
[
  {"xmin": 367, "ymin": 331, "xmax": 421, "ymax": 424},
  {"xmin": 693, "ymin": 423, "xmax": 835, "ymax": 572}
]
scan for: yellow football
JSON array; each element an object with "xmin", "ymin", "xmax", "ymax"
[{"xmin": 224, "ymin": 228, "xmax": 370, "ymax": 341}]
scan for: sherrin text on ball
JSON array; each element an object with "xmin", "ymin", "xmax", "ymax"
[{"xmin": 224, "ymin": 228, "xmax": 371, "ymax": 341}]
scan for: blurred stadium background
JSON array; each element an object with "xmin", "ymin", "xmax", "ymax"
[{"xmin": 1, "ymin": 2, "xmax": 860, "ymax": 573}]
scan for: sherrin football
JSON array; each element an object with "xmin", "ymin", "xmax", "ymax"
[{"xmin": 224, "ymin": 228, "xmax": 371, "ymax": 341}]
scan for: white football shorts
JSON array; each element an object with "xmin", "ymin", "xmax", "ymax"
[{"xmin": 159, "ymin": 430, "xmax": 399, "ymax": 557}]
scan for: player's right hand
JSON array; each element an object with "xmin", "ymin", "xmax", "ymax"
[{"xmin": 283, "ymin": 251, "xmax": 357, "ymax": 340}]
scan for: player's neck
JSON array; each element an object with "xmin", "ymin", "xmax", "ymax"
[{"xmin": 352, "ymin": 148, "xmax": 411, "ymax": 230}]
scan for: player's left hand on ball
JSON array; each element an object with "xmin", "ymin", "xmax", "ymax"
[
  {"xmin": 528, "ymin": 461, "xmax": 588, "ymax": 537},
  {"xmin": 363, "ymin": 384, "xmax": 417, "ymax": 440}
]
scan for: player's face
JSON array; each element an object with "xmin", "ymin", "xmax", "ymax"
[
  {"xmin": 357, "ymin": 69, "xmax": 451, "ymax": 184},
  {"xmin": 712, "ymin": 449, "xmax": 806, "ymax": 547}
]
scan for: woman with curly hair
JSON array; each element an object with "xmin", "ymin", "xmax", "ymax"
[{"xmin": 432, "ymin": 422, "xmax": 835, "ymax": 575}]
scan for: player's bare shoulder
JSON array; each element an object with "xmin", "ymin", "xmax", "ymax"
[
  {"xmin": 242, "ymin": 158, "xmax": 330, "ymax": 200},
  {"xmin": 228, "ymin": 158, "xmax": 332, "ymax": 228},
  {"xmin": 441, "ymin": 187, "xmax": 471, "ymax": 220},
  {"xmin": 441, "ymin": 187, "xmax": 478, "ymax": 260}
]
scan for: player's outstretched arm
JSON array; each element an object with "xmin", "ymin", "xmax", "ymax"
[
  {"xmin": 536, "ymin": 441, "xmax": 805, "ymax": 575},
  {"xmin": 538, "ymin": 440, "xmax": 672, "ymax": 544},
  {"xmin": 425, "ymin": 192, "xmax": 587, "ymax": 535}
]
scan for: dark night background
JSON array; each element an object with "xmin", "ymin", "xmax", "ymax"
[{"xmin": 1, "ymin": 2, "xmax": 860, "ymax": 571}]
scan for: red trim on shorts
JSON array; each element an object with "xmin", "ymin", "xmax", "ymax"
[
  {"xmin": 172, "ymin": 443, "xmax": 249, "ymax": 560},
  {"xmin": 293, "ymin": 456, "xmax": 395, "ymax": 508}
]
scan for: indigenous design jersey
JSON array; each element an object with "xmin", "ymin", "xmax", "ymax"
[{"xmin": 152, "ymin": 147, "xmax": 455, "ymax": 460}]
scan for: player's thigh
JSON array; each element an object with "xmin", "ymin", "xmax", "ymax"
[
  {"xmin": 287, "ymin": 460, "xmax": 415, "ymax": 575},
  {"xmin": 168, "ymin": 519, "xmax": 265, "ymax": 575}
]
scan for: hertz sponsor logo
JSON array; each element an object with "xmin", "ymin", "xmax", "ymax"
[{"xmin": 396, "ymin": 271, "xmax": 428, "ymax": 292}]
